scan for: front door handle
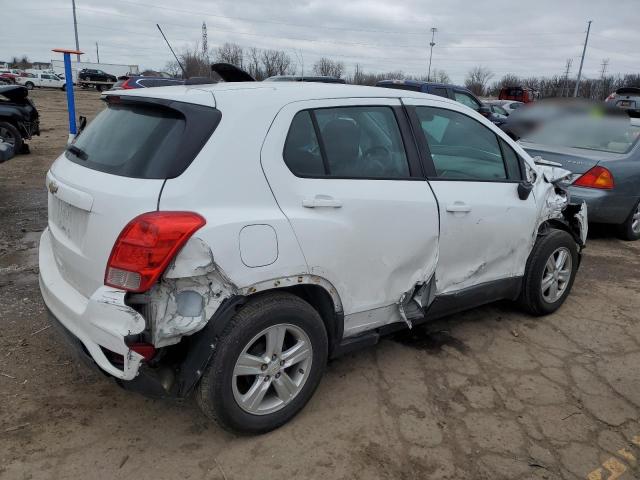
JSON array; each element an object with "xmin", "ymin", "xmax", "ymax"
[
  {"xmin": 446, "ymin": 202, "xmax": 472, "ymax": 213},
  {"xmin": 302, "ymin": 195, "xmax": 342, "ymax": 208}
]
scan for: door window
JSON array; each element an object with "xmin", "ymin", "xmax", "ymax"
[
  {"xmin": 284, "ymin": 106, "xmax": 410, "ymax": 179},
  {"xmin": 453, "ymin": 91, "xmax": 481, "ymax": 111},
  {"xmin": 416, "ymin": 106, "xmax": 508, "ymax": 181}
]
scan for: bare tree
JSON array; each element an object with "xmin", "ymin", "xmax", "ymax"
[
  {"xmin": 465, "ymin": 66, "xmax": 494, "ymax": 96},
  {"xmin": 10, "ymin": 56, "xmax": 31, "ymax": 69},
  {"xmin": 246, "ymin": 47, "xmax": 264, "ymax": 80},
  {"xmin": 261, "ymin": 49, "xmax": 292, "ymax": 78},
  {"xmin": 214, "ymin": 43, "xmax": 244, "ymax": 68},
  {"xmin": 431, "ymin": 69, "xmax": 451, "ymax": 84},
  {"xmin": 313, "ymin": 57, "xmax": 345, "ymax": 78}
]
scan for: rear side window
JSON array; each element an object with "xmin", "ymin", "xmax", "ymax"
[
  {"xmin": 283, "ymin": 106, "xmax": 410, "ymax": 179},
  {"xmin": 431, "ymin": 87, "xmax": 449, "ymax": 98},
  {"xmin": 416, "ymin": 106, "xmax": 507, "ymax": 181},
  {"xmin": 65, "ymin": 99, "xmax": 221, "ymax": 179},
  {"xmin": 138, "ymin": 78, "xmax": 183, "ymax": 87}
]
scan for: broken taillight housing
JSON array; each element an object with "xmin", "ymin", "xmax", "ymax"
[
  {"xmin": 105, "ymin": 211, "xmax": 206, "ymax": 292},
  {"xmin": 573, "ymin": 166, "xmax": 614, "ymax": 190}
]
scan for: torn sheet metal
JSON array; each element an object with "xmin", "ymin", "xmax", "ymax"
[{"xmin": 143, "ymin": 237, "xmax": 237, "ymax": 347}]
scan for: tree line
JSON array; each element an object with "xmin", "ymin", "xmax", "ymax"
[{"xmin": 166, "ymin": 41, "xmax": 639, "ymax": 100}]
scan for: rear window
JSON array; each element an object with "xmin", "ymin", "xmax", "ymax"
[{"xmin": 65, "ymin": 99, "xmax": 221, "ymax": 179}]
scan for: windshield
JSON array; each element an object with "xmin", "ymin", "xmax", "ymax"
[{"xmin": 524, "ymin": 115, "xmax": 640, "ymax": 154}]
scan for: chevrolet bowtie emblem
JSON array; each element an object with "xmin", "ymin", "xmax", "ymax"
[{"xmin": 48, "ymin": 181, "xmax": 59, "ymax": 195}]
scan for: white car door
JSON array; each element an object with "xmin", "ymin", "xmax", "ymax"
[
  {"xmin": 403, "ymin": 97, "xmax": 539, "ymax": 294},
  {"xmin": 261, "ymin": 98, "xmax": 440, "ymax": 334}
]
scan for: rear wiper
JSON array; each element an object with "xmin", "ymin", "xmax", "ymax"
[{"xmin": 66, "ymin": 144, "xmax": 88, "ymax": 161}]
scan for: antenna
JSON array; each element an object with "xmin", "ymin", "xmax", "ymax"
[{"xmin": 156, "ymin": 24, "xmax": 186, "ymax": 78}]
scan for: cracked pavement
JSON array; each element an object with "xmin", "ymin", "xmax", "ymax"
[{"xmin": 1, "ymin": 89, "xmax": 640, "ymax": 480}]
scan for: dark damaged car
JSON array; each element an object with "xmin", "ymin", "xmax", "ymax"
[{"xmin": 0, "ymin": 85, "xmax": 40, "ymax": 159}]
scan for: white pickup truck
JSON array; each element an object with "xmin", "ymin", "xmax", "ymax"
[{"xmin": 16, "ymin": 72, "xmax": 66, "ymax": 90}]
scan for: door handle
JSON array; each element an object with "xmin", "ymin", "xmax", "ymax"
[
  {"xmin": 446, "ymin": 202, "xmax": 472, "ymax": 213},
  {"xmin": 302, "ymin": 195, "xmax": 342, "ymax": 208}
]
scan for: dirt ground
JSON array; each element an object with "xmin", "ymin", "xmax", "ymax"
[{"xmin": 1, "ymin": 89, "xmax": 640, "ymax": 480}]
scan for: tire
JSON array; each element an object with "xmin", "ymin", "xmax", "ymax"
[
  {"xmin": 61, "ymin": 84, "xmax": 66, "ymax": 91},
  {"xmin": 519, "ymin": 229, "xmax": 579, "ymax": 316},
  {"xmin": 618, "ymin": 199, "xmax": 640, "ymax": 241},
  {"xmin": 0, "ymin": 122, "xmax": 23, "ymax": 154},
  {"xmin": 197, "ymin": 292, "xmax": 328, "ymax": 434},
  {"xmin": 25, "ymin": 82, "xmax": 34, "ymax": 90}
]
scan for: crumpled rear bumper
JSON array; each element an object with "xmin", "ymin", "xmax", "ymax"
[{"xmin": 39, "ymin": 228, "xmax": 146, "ymax": 380}]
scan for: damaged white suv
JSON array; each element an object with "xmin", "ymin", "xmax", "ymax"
[{"xmin": 39, "ymin": 82, "xmax": 587, "ymax": 434}]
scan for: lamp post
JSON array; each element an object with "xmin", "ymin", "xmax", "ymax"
[{"xmin": 427, "ymin": 27, "xmax": 437, "ymax": 82}]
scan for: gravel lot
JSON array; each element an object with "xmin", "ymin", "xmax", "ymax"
[{"xmin": 1, "ymin": 89, "xmax": 640, "ymax": 480}]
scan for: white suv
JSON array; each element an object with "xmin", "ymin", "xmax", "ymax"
[{"xmin": 39, "ymin": 82, "xmax": 587, "ymax": 433}]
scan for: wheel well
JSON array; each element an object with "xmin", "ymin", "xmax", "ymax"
[
  {"xmin": 253, "ymin": 285, "xmax": 342, "ymax": 355},
  {"xmin": 537, "ymin": 219, "xmax": 580, "ymax": 245}
]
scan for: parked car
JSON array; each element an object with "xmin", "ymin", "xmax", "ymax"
[
  {"xmin": 486, "ymin": 100, "xmax": 524, "ymax": 115},
  {"xmin": 39, "ymin": 82, "xmax": 587, "ymax": 434},
  {"xmin": 78, "ymin": 68, "xmax": 117, "ymax": 83},
  {"xmin": 376, "ymin": 80, "xmax": 506, "ymax": 125},
  {"xmin": 520, "ymin": 114, "xmax": 640, "ymax": 240},
  {"xmin": 499, "ymin": 86, "xmax": 540, "ymax": 103},
  {"xmin": 0, "ymin": 70, "xmax": 19, "ymax": 84},
  {"xmin": 15, "ymin": 72, "xmax": 66, "ymax": 90},
  {"xmin": 110, "ymin": 75, "xmax": 185, "ymax": 90},
  {"xmin": 605, "ymin": 87, "xmax": 640, "ymax": 117},
  {"xmin": 264, "ymin": 75, "xmax": 346, "ymax": 84},
  {"xmin": 0, "ymin": 85, "xmax": 39, "ymax": 155}
]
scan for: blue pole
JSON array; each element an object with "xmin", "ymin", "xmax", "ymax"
[{"xmin": 63, "ymin": 52, "xmax": 77, "ymax": 138}]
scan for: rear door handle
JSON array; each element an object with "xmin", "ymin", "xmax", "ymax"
[
  {"xmin": 302, "ymin": 195, "xmax": 342, "ymax": 208},
  {"xmin": 446, "ymin": 202, "xmax": 472, "ymax": 213}
]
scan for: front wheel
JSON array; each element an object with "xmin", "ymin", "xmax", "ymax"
[
  {"xmin": 25, "ymin": 82, "xmax": 34, "ymax": 90},
  {"xmin": 0, "ymin": 121, "xmax": 23, "ymax": 154},
  {"xmin": 618, "ymin": 200, "xmax": 640, "ymax": 241},
  {"xmin": 197, "ymin": 292, "xmax": 328, "ymax": 434},
  {"xmin": 519, "ymin": 229, "xmax": 579, "ymax": 316}
]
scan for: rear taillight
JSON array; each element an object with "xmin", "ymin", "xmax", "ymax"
[
  {"xmin": 121, "ymin": 78, "xmax": 134, "ymax": 89},
  {"xmin": 129, "ymin": 342, "xmax": 156, "ymax": 361},
  {"xmin": 605, "ymin": 92, "xmax": 616, "ymax": 102},
  {"xmin": 105, "ymin": 211, "xmax": 205, "ymax": 292},
  {"xmin": 573, "ymin": 166, "xmax": 614, "ymax": 190}
]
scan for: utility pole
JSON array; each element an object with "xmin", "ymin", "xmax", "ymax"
[
  {"xmin": 95, "ymin": 42, "xmax": 100, "ymax": 64},
  {"xmin": 562, "ymin": 58, "xmax": 572, "ymax": 97},
  {"xmin": 71, "ymin": 0, "xmax": 80, "ymax": 62},
  {"xmin": 573, "ymin": 20, "xmax": 592, "ymax": 98},
  {"xmin": 201, "ymin": 22, "xmax": 209, "ymax": 75},
  {"xmin": 599, "ymin": 58, "xmax": 609, "ymax": 99},
  {"xmin": 427, "ymin": 27, "xmax": 437, "ymax": 82}
]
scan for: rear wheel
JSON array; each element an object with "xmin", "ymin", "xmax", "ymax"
[
  {"xmin": 197, "ymin": 292, "xmax": 328, "ymax": 434},
  {"xmin": 0, "ymin": 122, "xmax": 23, "ymax": 154},
  {"xmin": 519, "ymin": 229, "xmax": 579, "ymax": 316},
  {"xmin": 24, "ymin": 81, "xmax": 34, "ymax": 90},
  {"xmin": 618, "ymin": 200, "xmax": 640, "ymax": 241}
]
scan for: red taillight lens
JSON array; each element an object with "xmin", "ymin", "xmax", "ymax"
[
  {"xmin": 121, "ymin": 78, "xmax": 134, "ymax": 89},
  {"xmin": 573, "ymin": 166, "xmax": 614, "ymax": 190},
  {"xmin": 129, "ymin": 342, "xmax": 156, "ymax": 361},
  {"xmin": 105, "ymin": 211, "xmax": 205, "ymax": 292}
]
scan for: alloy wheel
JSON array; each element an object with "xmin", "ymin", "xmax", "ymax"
[
  {"xmin": 232, "ymin": 323, "xmax": 313, "ymax": 415},
  {"xmin": 541, "ymin": 247, "xmax": 572, "ymax": 303}
]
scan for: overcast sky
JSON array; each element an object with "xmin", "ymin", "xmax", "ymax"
[{"xmin": 5, "ymin": 0, "xmax": 639, "ymax": 83}]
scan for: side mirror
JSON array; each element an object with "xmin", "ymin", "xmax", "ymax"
[
  {"xmin": 517, "ymin": 181, "xmax": 533, "ymax": 200},
  {"xmin": 78, "ymin": 116, "xmax": 87, "ymax": 134},
  {"xmin": 478, "ymin": 106, "xmax": 492, "ymax": 117}
]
